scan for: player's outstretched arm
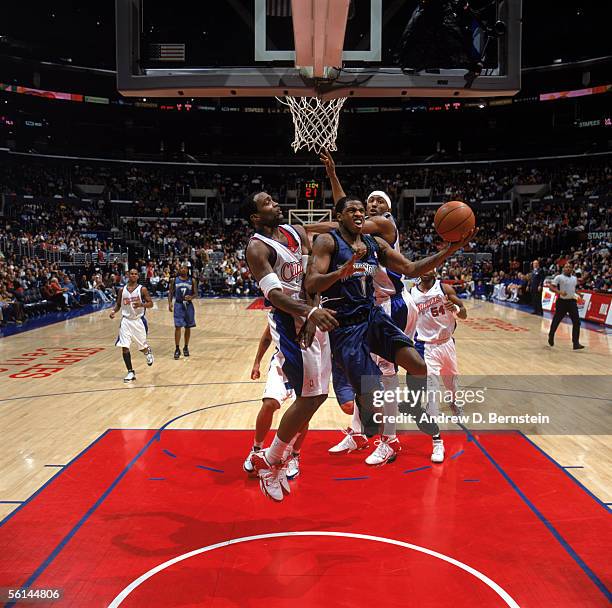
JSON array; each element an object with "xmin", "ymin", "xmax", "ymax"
[
  {"xmin": 320, "ymin": 150, "xmax": 346, "ymax": 204},
  {"xmin": 442, "ymin": 283, "xmax": 467, "ymax": 319},
  {"xmin": 377, "ymin": 228, "xmax": 478, "ymax": 278},
  {"xmin": 304, "ymin": 216, "xmax": 395, "ymax": 246},
  {"xmin": 246, "ymin": 239, "xmax": 338, "ymax": 332},
  {"xmin": 251, "ymin": 324, "xmax": 272, "ymax": 379}
]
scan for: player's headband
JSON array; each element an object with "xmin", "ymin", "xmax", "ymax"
[{"xmin": 367, "ymin": 190, "xmax": 392, "ymax": 210}]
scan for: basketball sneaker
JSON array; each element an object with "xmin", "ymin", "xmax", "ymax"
[
  {"xmin": 328, "ymin": 428, "xmax": 370, "ymax": 455},
  {"xmin": 365, "ymin": 436, "xmax": 402, "ymax": 466},
  {"xmin": 286, "ymin": 454, "xmax": 300, "ymax": 480},
  {"xmin": 249, "ymin": 451, "xmax": 285, "ymax": 502},
  {"xmin": 174, "ymin": 347, "xmax": 181, "ymax": 360},
  {"xmin": 431, "ymin": 439, "xmax": 445, "ymax": 463},
  {"xmin": 243, "ymin": 446, "xmax": 261, "ymax": 475},
  {"xmin": 123, "ymin": 370, "xmax": 136, "ymax": 383},
  {"xmin": 183, "ymin": 345, "xmax": 190, "ymax": 357},
  {"xmin": 145, "ymin": 348, "xmax": 154, "ymax": 366}
]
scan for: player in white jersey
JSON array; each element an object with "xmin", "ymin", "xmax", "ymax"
[
  {"xmin": 109, "ymin": 268, "xmax": 155, "ymax": 382},
  {"xmin": 411, "ymin": 270, "xmax": 467, "ymax": 449},
  {"xmin": 243, "ymin": 192, "xmax": 338, "ymax": 501},
  {"xmin": 316, "ymin": 152, "xmax": 440, "ymax": 465}
]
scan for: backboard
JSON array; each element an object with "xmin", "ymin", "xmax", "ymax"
[{"xmin": 116, "ymin": 0, "xmax": 522, "ymax": 99}]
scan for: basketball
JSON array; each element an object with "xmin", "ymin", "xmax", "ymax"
[{"xmin": 434, "ymin": 201, "xmax": 476, "ymax": 242}]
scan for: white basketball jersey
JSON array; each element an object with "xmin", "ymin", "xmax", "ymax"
[
  {"xmin": 410, "ymin": 280, "xmax": 456, "ymax": 343},
  {"xmin": 372, "ymin": 212, "xmax": 403, "ymax": 303},
  {"xmin": 250, "ymin": 224, "xmax": 304, "ymax": 302},
  {"xmin": 120, "ymin": 284, "xmax": 145, "ymax": 320}
]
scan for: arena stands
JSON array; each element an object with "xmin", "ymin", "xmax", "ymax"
[{"xmin": 1, "ymin": 151, "xmax": 610, "ymax": 328}]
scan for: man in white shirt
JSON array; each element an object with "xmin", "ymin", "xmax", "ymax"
[{"xmin": 547, "ymin": 262, "xmax": 584, "ymax": 350}]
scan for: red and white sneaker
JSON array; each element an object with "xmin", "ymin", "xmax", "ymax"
[
  {"xmin": 250, "ymin": 451, "xmax": 285, "ymax": 501},
  {"xmin": 365, "ymin": 435, "xmax": 402, "ymax": 466},
  {"xmin": 328, "ymin": 428, "xmax": 370, "ymax": 455}
]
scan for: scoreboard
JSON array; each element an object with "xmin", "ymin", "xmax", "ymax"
[{"xmin": 300, "ymin": 179, "xmax": 323, "ymax": 204}]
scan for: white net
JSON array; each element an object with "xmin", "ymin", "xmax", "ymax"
[{"xmin": 276, "ymin": 96, "xmax": 347, "ymax": 153}]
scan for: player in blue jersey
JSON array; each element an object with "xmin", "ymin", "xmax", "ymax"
[
  {"xmin": 168, "ymin": 265, "xmax": 198, "ymax": 359},
  {"xmin": 305, "ymin": 196, "xmax": 476, "ymax": 459}
]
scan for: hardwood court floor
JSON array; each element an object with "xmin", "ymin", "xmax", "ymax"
[{"xmin": 0, "ymin": 297, "xmax": 610, "ymax": 523}]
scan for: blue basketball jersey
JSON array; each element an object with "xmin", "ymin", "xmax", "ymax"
[
  {"xmin": 320, "ymin": 229, "xmax": 379, "ymax": 321},
  {"xmin": 174, "ymin": 277, "xmax": 193, "ymax": 304}
]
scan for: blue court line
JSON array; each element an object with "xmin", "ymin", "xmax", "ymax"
[
  {"xmin": 0, "ymin": 430, "xmax": 111, "ymax": 528},
  {"xmin": 460, "ymin": 424, "xmax": 611, "ymax": 603},
  {"xmin": 148, "ymin": 477, "xmax": 165, "ymax": 481},
  {"xmin": 4, "ymin": 399, "xmax": 258, "ymax": 601},
  {"xmin": 44, "ymin": 464, "xmax": 65, "ymax": 468},
  {"xmin": 519, "ymin": 432, "xmax": 611, "ymax": 514},
  {"xmin": 562, "ymin": 466, "xmax": 584, "ymax": 469},
  {"xmin": 463, "ymin": 479, "xmax": 480, "ymax": 482},
  {"xmin": 333, "ymin": 476, "xmax": 369, "ymax": 481},
  {"xmin": 196, "ymin": 465, "xmax": 224, "ymax": 474},
  {"xmin": 0, "ymin": 501, "xmax": 24, "ymax": 504},
  {"xmin": 162, "ymin": 449, "xmax": 176, "ymax": 458},
  {"xmin": 403, "ymin": 465, "xmax": 431, "ymax": 474},
  {"xmin": 450, "ymin": 449, "xmax": 465, "ymax": 460}
]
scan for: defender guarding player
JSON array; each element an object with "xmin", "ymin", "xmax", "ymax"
[
  {"xmin": 110, "ymin": 268, "xmax": 154, "ymax": 382},
  {"xmin": 411, "ymin": 270, "xmax": 467, "ymax": 427},
  {"xmin": 243, "ymin": 192, "xmax": 337, "ymax": 502},
  {"xmin": 169, "ymin": 265, "xmax": 197, "ymax": 359}
]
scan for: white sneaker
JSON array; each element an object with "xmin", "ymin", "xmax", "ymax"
[
  {"xmin": 286, "ymin": 454, "xmax": 300, "ymax": 480},
  {"xmin": 123, "ymin": 370, "xmax": 136, "ymax": 383},
  {"xmin": 365, "ymin": 436, "xmax": 402, "ymax": 466},
  {"xmin": 431, "ymin": 439, "xmax": 445, "ymax": 463},
  {"xmin": 250, "ymin": 451, "xmax": 284, "ymax": 502},
  {"xmin": 328, "ymin": 428, "xmax": 370, "ymax": 454},
  {"xmin": 145, "ymin": 349, "xmax": 154, "ymax": 366},
  {"xmin": 243, "ymin": 447, "xmax": 261, "ymax": 474}
]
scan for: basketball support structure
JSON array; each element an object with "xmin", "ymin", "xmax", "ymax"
[{"xmin": 289, "ymin": 200, "xmax": 331, "ymax": 225}]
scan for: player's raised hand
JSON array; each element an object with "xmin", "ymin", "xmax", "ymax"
[
  {"xmin": 446, "ymin": 227, "xmax": 479, "ymax": 253},
  {"xmin": 319, "ymin": 149, "xmax": 336, "ymax": 177},
  {"xmin": 309, "ymin": 308, "xmax": 338, "ymax": 332}
]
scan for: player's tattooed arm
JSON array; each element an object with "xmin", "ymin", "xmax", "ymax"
[
  {"xmin": 441, "ymin": 283, "xmax": 467, "ymax": 319},
  {"xmin": 247, "ymin": 239, "xmax": 338, "ymax": 332},
  {"xmin": 168, "ymin": 278, "xmax": 175, "ymax": 311},
  {"xmin": 251, "ymin": 324, "xmax": 272, "ymax": 379},
  {"xmin": 376, "ymin": 228, "xmax": 478, "ymax": 278},
  {"xmin": 320, "ymin": 150, "xmax": 346, "ymax": 203}
]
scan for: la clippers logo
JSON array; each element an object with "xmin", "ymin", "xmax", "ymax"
[{"xmin": 280, "ymin": 261, "xmax": 303, "ymax": 282}]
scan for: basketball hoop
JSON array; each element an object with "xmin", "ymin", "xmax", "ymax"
[{"xmin": 276, "ymin": 96, "xmax": 347, "ymax": 153}]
